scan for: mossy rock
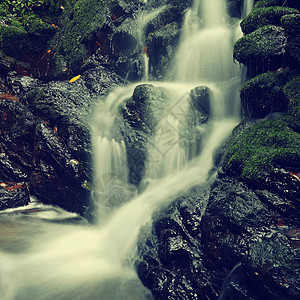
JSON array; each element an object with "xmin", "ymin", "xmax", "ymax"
[
  {"xmin": 224, "ymin": 115, "xmax": 300, "ymax": 186},
  {"xmin": 0, "ymin": 19, "xmax": 56, "ymax": 62},
  {"xmin": 284, "ymin": 76, "xmax": 300, "ymax": 130},
  {"xmin": 241, "ymin": 6, "xmax": 299, "ymax": 35},
  {"xmin": 240, "ymin": 69, "xmax": 297, "ymax": 118},
  {"xmin": 233, "ymin": 25, "xmax": 287, "ymax": 75},
  {"xmin": 255, "ymin": 0, "xmax": 300, "ymax": 10},
  {"xmin": 281, "ymin": 14, "xmax": 300, "ymax": 64},
  {"xmin": 52, "ymin": 0, "xmax": 111, "ymax": 74}
]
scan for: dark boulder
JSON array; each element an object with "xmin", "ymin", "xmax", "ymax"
[
  {"xmin": 136, "ymin": 189, "xmax": 214, "ymax": 300},
  {"xmin": 0, "ymin": 183, "xmax": 30, "ymax": 210},
  {"xmin": 31, "ymin": 122, "xmax": 90, "ymax": 215},
  {"xmin": 0, "ymin": 99, "xmax": 35, "ymax": 182},
  {"xmin": 121, "ymin": 84, "xmax": 166, "ymax": 185},
  {"xmin": 189, "ymin": 86, "xmax": 210, "ymax": 117},
  {"xmin": 227, "ymin": 0, "xmax": 244, "ymax": 18},
  {"xmin": 201, "ymin": 175, "xmax": 300, "ymax": 299},
  {"xmin": 146, "ymin": 22, "xmax": 181, "ymax": 79}
]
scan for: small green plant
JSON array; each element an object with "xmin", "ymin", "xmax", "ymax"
[{"xmin": 0, "ymin": 0, "xmax": 46, "ymax": 23}]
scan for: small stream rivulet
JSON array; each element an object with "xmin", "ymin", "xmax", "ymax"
[{"xmin": 0, "ymin": 0, "xmax": 253, "ymax": 299}]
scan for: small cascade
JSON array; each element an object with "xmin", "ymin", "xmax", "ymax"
[
  {"xmin": 91, "ymin": 85, "xmax": 137, "ymax": 221},
  {"xmin": 242, "ymin": 0, "xmax": 254, "ymax": 17},
  {"xmin": 136, "ymin": 6, "xmax": 166, "ymax": 81}
]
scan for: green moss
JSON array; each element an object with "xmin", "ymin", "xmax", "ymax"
[
  {"xmin": 0, "ymin": 25, "xmax": 29, "ymax": 60},
  {"xmin": 284, "ymin": 76, "xmax": 300, "ymax": 126},
  {"xmin": 224, "ymin": 116, "xmax": 300, "ymax": 185},
  {"xmin": 53, "ymin": 0, "xmax": 111, "ymax": 73},
  {"xmin": 241, "ymin": 6, "xmax": 299, "ymax": 34},
  {"xmin": 240, "ymin": 69, "xmax": 297, "ymax": 118},
  {"xmin": 233, "ymin": 25, "xmax": 287, "ymax": 73},
  {"xmin": 255, "ymin": 0, "xmax": 300, "ymax": 10},
  {"xmin": 281, "ymin": 14, "xmax": 300, "ymax": 63}
]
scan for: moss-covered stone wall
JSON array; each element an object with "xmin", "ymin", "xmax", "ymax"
[{"xmin": 225, "ymin": 0, "xmax": 300, "ymax": 187}]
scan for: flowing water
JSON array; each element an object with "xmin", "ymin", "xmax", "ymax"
[{"xmin": 0, "ymin": 0, "xmax": 247, "ymax": 299}]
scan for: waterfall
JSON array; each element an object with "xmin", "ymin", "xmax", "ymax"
[
  {"xmin": 0, "ymin": 0, "xmax": 246, "ymax": 299},
  {"xmin": 137, "ymin": 6, "xmax": 166, "ymax": 81},
  {"xmin": 242, "ymin": 0, "xmax": 254, "ymax": 17}
]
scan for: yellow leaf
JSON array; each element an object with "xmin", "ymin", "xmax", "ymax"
[{"xmin": 68, "ymin": 75, "xmax": 81, "ymax": 83}]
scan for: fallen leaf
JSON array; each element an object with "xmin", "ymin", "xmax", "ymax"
[
  {"xmin": 290, "ymin": 172, "xmax": 300, "ymax": 182},
  {"xmin": 0, "ymin": 93, "xmax": 19, "ymax": 101},
  {"xmin": 68, "ymin": 75, "xmax": 81, "ymax": 83},
  {"xmin": 277, "ymin": 218, "xmax": 285, "ymax": 227}
]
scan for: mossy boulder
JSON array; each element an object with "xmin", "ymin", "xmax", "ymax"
[
  {"xmin": 281, "ymin": 14, "xmax": 300, "ymax": 65},
  {"xmin": 0, "ymin": 20, "xmax": 56, "ymax": 62},
  {"xmin": 233, "ymin": 25, "xmax": 287, "ymax": 75},
  {"xmin": 223, "ymin": 115, "xmax": 300, "ymax": 186},
  {"xmin": 240, "ymin": 6, "xmax": 299, "ymax": 35},
  {"xmin": 52, "ymin": 0, "xmax": 110, "ymax": 75},
  {"xmin": 240, "ymin": 69, "xmax": 297, "ymax": 118},
  {"xmin": 284, "ymin": 76, "xmax": 300, "ymax": 131},
  {"xmin": 255, "ymin": 0, "xmax": 300, "ymax": 10}
]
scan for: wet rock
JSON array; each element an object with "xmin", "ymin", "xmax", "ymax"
[
  {"xmin": 136, "ymin": 190, "xmax": 214, "ymax": 300},
  {"xmin": 123, "ymin": 84, "xmax": 166, "ymax": 132},
  {"xmin": 233, "ymin": 25, "xmax": 288, "ymax": 75},
  {"xmin": 201, "ymin": 175, "xmax": 300, "ymax": 299},
  {"xmin": 146, "ymin": 0, "xmax": 192, "ymax": 12},
  {"xmin": 0, "ymin": 58, "xmax": 14, "ymax": 73},
  {"xmin": 245, "ymin": 231, "xmax": 300, "ymax": 299},
  {"xmin": 121, "ymin": 84, "xmax": 166, "ymax": 185},
  {"xmin": 227, "ymin": 0, "xmax": 244, "ymax": 18},
  {"xmin": 146, "ymin": 22, "xmax": 181, "ymax": 79},
  {"xmin": 189, "ymin": 86, "xmax": 210, "ymax": 118},
  {"xmin": 0, "ymin": 99, "xmax": 35, "ymax": 181},
  {"xmin": 0, "ymin": 183, "xmax": 30, "ymax": 210},
  {"xmin": 31, "ymin": 122, "xmax": 90, "ymax": 215},
  {"xmin": 146, "ymin": 7, "xmax": 183, "ymax": 35}
]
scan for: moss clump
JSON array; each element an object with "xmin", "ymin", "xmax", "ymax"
[
  {"xmin": 255, "ymin": 0, "xmax": 300, "ymax": 10},
  {"xmin": 53, "ymin": 0, "xmax": 110, "ymax": 74},
  {"xmin": 281, "ymin": 14, "xmax": 300, "ymax": 64},
  {"xmin": 224, "ymin": 116, "xmax": 300, "ymax": 186},
  {"xmin": 284, "ymin": 76, "xmax": 300, "ymax": 129},
  {"xmin": 241, "ymin": 6, "xmax": 299, "ymax": 35},
  {"xmin": 233, "ymin": 25, "xmax": 287, "ymax": 74},
  {"xmin": 0, "ymin": 25, "xmax": 29, "ymax": 60},
  {"xmin": 240, "ymin": 69, "xmax": 297, "ymax": 118}
]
